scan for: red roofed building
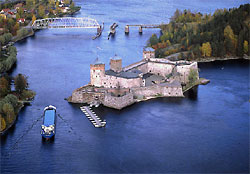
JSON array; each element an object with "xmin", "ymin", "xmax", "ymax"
[
  {"xmin": 1, "ymin": 9, "xmax": 10, "ymax": 14},
  {"xmin": 18, "ymin": 18, "xmax": 25, "ymax": 23}
]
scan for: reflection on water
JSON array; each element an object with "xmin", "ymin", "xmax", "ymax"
[{"xmin": 184, "ymin": 86, "xmax": 198, "ymax": 100}]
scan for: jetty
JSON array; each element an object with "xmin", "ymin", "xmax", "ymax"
[{"xmin": 80, "ymin": 106, "xmax": 106, "ymax": 128}]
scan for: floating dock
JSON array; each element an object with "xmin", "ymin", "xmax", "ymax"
[{"xmin": 80, "ymin": 106, "xmax": 106, "ymax": 128}]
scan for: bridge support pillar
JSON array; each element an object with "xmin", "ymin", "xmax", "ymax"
[
  {"xmin": 97, "ymin": 26, "xmax": 102, "ymax": 33},
  {"xmin": 125, "ymin": 25, "xmax": 129, "ymax": 34},
  {"xmin": 139, "ymin": 26, "xmax": 143, "ymax": 34}
]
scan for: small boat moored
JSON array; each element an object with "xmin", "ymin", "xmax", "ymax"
[{"xmin": 41, "ymin": 105, "xmax": 56, "ymax": 140}]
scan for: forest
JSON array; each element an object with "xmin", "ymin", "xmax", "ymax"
[{"xmin": 148, "ymin": 4, "xmax": 250, "ymax": 60}]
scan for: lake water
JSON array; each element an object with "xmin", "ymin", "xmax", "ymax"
[{"xmin": 1, "ymin": 0, "xmax": 249, "ymax": 173}]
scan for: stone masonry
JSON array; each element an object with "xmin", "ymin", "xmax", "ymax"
[{"xmin": 69, "ymin": 48, "xmax": 199, "ymax": 109}]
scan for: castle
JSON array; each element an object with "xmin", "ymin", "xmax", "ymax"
[{"xmin": 69, "ymin": 48, "xmax": 199, "ymax": 109}]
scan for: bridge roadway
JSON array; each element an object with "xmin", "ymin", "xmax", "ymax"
[
  {"xmin": 126, "ymin": 24, "xmax": 161, "ymax": 28},
  {"xmin": 80, "ymin": 106, "xmax": 106, "ymax": 128},
  {"xmin": 32, "ymin": 17, "xmax": 101, "ymax": 30},
  {"xmin": 125, "ymin": 24, "xmax": 165, "ymax": 34}
]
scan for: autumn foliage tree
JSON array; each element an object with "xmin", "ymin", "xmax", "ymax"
[
  {"xmin": 201, "ymin": 42, "xmax": 212, "ymax": 57},
  {"xmin": 14, "ymin": 74, "xmax": 28, "ymax": 95},
  {"xmin": 243, "ymin": 40, "xmax": 248, "ymax": 54},
  {"xmin": 0, "ymin": 77, "xmax": 10, "ymax": 98},
  {"xmin": 151, "ymin": 4, "xmax": 249, "ymax": 59},
  {"xmin": 32, "ymin": 15, "xmax": 36, "ymax": 24}
]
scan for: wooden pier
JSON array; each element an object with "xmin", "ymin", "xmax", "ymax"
[{"xmin": 80, "ymin": 106, "xmax": 106, "ymax": 128}]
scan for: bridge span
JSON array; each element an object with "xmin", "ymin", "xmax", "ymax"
[
  {"xmin": 125, "ymin": 24, "xmax": 164, "ymax": 34},
  {"xmin": 32, "ymin": 17, "xmax": 102, "ymax": 33}
]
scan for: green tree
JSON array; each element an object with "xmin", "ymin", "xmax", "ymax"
[
  {"xmin": 2, "ymin": 103, "xmax": 15, "ymax": 124},
  {"xmin": 0, "ymin": 36, "xmax": 5, "ymax": 45},
  {"xmin": 70, "ymin": 2, "xmax": 75, "ymax": 9},
  {"xmin": 149, "ymin": 34, "xmax": 158, "ymax": 46},
  {"xmin": 0, "ymin": 77, "xmax": 10, "ymax": 98},
  {"xmin": 224, "ymin": 25, "xmax": 237, "ymax": 55},
  {"xmin": 12, "ymin": 22, "xmax": 20, "ymax": 36},
  {"xmin": 4, "ymin": 94, "xmax": 18, "ymax": 112},
  {"xmin": 14, "ymin": 74, "xmax": 28, "ymax": 95},
  {"xmin": 3, "ymin": 33, "xmax": 13, "ymax": 45},
  {"xmin": 16, "ymin": 13, "xmax": 20, "ymax": 20},
  {"xmin": 188, "ymin": 69, "xmax": 198, "ymax": 85},
  {"xmin": 38, "ymin": 5, "xmax": 45, "ymax": 18}
]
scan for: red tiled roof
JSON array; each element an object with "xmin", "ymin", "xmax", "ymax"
[{"xmin": 2, "ymin": 9, "xmax": 10, "ymax": 12}]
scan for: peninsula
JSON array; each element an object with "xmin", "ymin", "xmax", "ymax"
[{"xmin": 68, "ymin": 48, "xmax": 204, "ymax": 109}]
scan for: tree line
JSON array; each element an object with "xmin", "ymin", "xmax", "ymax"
[
  {"xmin": 148, "ymin": 4, "xmax": 250, "ymax": 59},
  {"xmin": 0, "ymin": 46, "xmax": 17, "ymax": 73},
  {"xmin": 0, "ymin": 73, "xmax": 35, "ymax": 132}
]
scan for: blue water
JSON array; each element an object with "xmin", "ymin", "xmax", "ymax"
[{"xmin": 1, "ymin": 0, "xmax": 249, "ymax": 173}]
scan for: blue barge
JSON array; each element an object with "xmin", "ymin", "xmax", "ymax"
[{"xmin": 41, "ymin": 105, "xmax": 56, "ymax": 139}]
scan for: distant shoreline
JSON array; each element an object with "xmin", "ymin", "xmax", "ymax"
[{"xmin": 194, "ymin": 56, "xmax": 250, "ymax": 63}]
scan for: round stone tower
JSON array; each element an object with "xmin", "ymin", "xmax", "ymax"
[
  {"xmin": 143, "ymin": 47, "xmax": 155, "ymax": 60},
  {"xmin": 90, "ymin": 62, "xmax": 105, "ymax": 87},
  {"xmin": 110, "ymin": 55, "xmax": 122, "ymax": 73}
]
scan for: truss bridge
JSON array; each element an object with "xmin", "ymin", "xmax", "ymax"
[{"xmin": 32, "ymin": 17, "xmax": 103, "ymax": 38}]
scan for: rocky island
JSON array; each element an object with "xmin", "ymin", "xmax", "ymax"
[{"xmin": 68, "ymin": 48, "xmax": 203, "ymax": 109}]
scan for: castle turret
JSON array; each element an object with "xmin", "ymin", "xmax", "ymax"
[
  {"xmin": 110, "ymin": 55, "xmax": 122, "ymax": 73},
  {"xmin": 90, "ymin": 61, "xmax": 105, "ymax": 87},
  {"xmin": 143, "ymin": 47, "xmax": 155, "ymax": 60}
]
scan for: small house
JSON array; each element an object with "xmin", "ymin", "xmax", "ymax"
[{"xmin": 18, "ymin": 18, "xmax": 26, "ymax": 23}]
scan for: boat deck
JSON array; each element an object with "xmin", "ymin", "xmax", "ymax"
[{"xmin": 44, "ymin": 110, "xmax": 55, "ymax": 126}]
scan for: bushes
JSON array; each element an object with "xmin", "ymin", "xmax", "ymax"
[
  {"xmin": 14, "ymin": 74, "xmax": 28, "ymax": 95},
  {"xmin": 0, "ymin": 33, "xmax": 13, "ymax": 45},
  {"xmin": 21, "ymin": 90, "xmax": 36, "ymax": 100},
  {"xmin": 0, "ymin": 46, "xmax": 17, "ymax": 73},
  {"xmin": 0, "ymin": 94, "xmax": 19, "ymax": 130},
  {"xmin": 0, "ymin": 76, "xmax": 10, "ymax": 97},
  {"xmin": 188, "ymin": 69, "xmax": 198, "ymax": 85}
]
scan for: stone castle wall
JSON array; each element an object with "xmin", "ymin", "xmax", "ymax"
[
  {"xmin": 176, "ymin": 62, "xmax": 199, "ymax": 84},
  {"xmin": 71, "ymin": 90, "xmax": 105, "ymax": 103},
  {"xmin": 132, "ymin": 84, "xmax": 183, "ymax": 98},
  {"xmin": 147, "ymin": 62, "xmax": 174, "ymax": 77},
  {"xmin": 102, "ymin": 93, "xmax": 135, "ymax": 110},
  {"xmin": 102, "ymin": 75, "xmax": 143, "ymax": 88}
]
